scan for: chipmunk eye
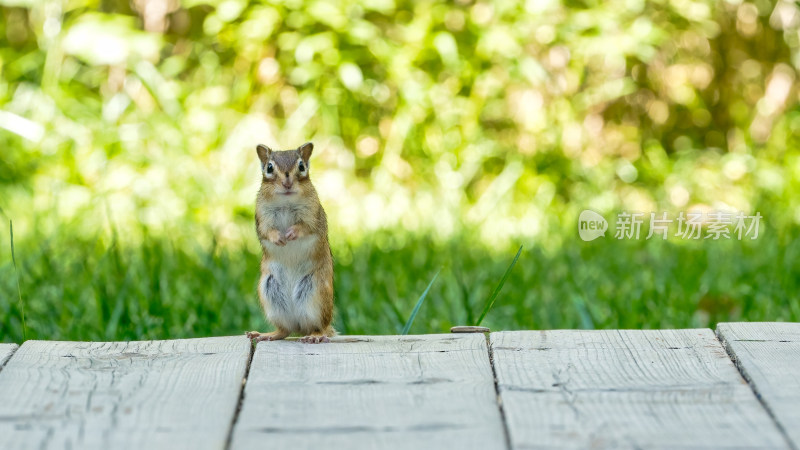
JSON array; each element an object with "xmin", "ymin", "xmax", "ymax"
[
  {"xmin": 266, "ymin": 163, "xmax": 274, "ymax": 174},
  {"xmin": 298, "ymin": 161, "xmax": 306, "ymax": 172}
]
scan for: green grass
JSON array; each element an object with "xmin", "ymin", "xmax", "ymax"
[
  {"xmin": 8, "ymin": 221, "xmax": 26, "ymax": 341},
  {"xmin": 3, "ymin": 0, "xmax": 800, "ymax": 343},
  {"xmin": 1, "ymin": 222, "xmax": 799, "ymax": 343},
  {"xmin": 401, "ymin": 268, "xmax": 441, "ymax": 335},
  {"xmin": 476, "ymin": 245, "xmax": 522, "ymax": 326}
]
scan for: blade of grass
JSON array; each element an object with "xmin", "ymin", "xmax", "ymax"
[
  {"xmin": 572, "ymin": 295, "xmax": 595, "ymax": 329},
  {"xmin": 475, "ymin": 245, "xmax": 523, "ymax": 326},
  {"xmin": 401, "ymin": 268, "xmax": 441, "ymax": 335},
  {"xmin": 10, "ymin": 220, "xmax": 27, "ymax": 340}
]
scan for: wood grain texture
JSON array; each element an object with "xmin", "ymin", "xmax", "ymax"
[
  {"xmin": 491, "ymin": 329, "xmax": 789, "ymax": 449},
  {"xmin": 0, "ymin": 337, "xmax": 251, "ymax": 450},
  {"xmin": 0, "ymin": 343, "xmax": 18, "ymax": 369},
  {"xmin": 717, "ymin": 322, "xmax": 800, "ymax": 449},
  {"xmin": 230, "ymin": 334, "xmax": 506, "ymax": 450}
]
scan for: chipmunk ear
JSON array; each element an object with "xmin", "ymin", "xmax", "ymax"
[
  {"xmin": 256, "ymin": 144, "xmax": 272, "ymax": 162},
  {"xmin": 298, "ymin": 142, "xmax": 313, "ymax": 161},
  {"xmin": 256, "ymin": 144, "xmax": 272, "ymax": 170}
]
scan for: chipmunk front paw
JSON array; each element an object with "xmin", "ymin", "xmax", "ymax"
[
  {"xmin": 267, "ymin": 229, "xmax": 285, "ymax": 246},
  {"xmin": 284, "ymin": 225, "xmax": 303, "ymax": 241}
]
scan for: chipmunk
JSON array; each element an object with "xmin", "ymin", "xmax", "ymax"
[{"xmin": 246, "ymin": 142, "xmax": 335, "ymax": 344}]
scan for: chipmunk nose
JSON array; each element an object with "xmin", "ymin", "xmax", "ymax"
[{"xmin": 282, "ymin": 173, "xmax": 293, "ymax": 189}]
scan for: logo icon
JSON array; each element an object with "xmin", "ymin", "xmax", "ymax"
[{"xmin": 578, "ymin": 210, "xmax": 608, "ymax": 241}]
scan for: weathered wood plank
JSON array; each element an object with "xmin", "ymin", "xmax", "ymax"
[
  {"xmin": 0, "ymin": 343, "xmax": 18, "ymax": 369},
  {"xmin": 491, "ymin": 329, "xmax": 789, "ymax": 449},
  {"xmin": 717, "ymin": 322, "xmax": 800, "ymax": 449},
  {"xmin": 0, "ymin": 337, "xmax": 251, "ymax": 450},
  {"xmin": 230, "ymin": 334, "xmax": 506, "ymax": 450}
]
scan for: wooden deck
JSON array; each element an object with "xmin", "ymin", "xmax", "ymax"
[{"xmin": 0, "ymin": 322, "xmax": 797, "ymax": 449}]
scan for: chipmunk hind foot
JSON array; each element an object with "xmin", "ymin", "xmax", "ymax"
[
  {"xmin": 299, "ymin": 325, "xmax": 336, "ymax": 344},
  {"xmin": 246, "ymin": 329, "xmax": 290, "ymax": 342}
]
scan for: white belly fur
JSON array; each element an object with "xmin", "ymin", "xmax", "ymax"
[{"xmin": 260, "ymin": 234, "xmax": 320, "ymax": 332}]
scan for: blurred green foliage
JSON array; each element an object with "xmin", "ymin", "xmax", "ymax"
[{"xmin": 1, "ymin": 0, "xmax": 800, "ymax": 341}]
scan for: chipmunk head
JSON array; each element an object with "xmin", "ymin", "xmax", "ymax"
[{"xmin": 256, "ymin": 142, "xmax": 315, "ymax": 198}]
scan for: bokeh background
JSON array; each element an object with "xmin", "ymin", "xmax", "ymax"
[{"xmin": 2, "ymin": 0, "xmax": 799, "ymax": 342}]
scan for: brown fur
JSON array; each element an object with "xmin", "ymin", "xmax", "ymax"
[{"xmin": 247, "ymin": 142, "xmax": 335, "ymax": 344}]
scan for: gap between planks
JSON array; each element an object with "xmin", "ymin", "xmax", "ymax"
[
  {"xmin": 716, "ymin": 323, "xmax": 800, "ymax": 450},
  {"xmin": 485, "ymin": 333, "xmax": 513, "ymax": 450},
  {"xmin": 224, "ymin": 339, "xmax": 256, "ymax": 450}
]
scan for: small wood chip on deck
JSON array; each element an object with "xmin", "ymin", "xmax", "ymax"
[
  {"xmin": 491, "ymin": 329, "xmax": 789, "ymax": 449},
  {"xmin": 230, "ymin": 334, "xmax": 506, "ymax": 450},
  {"xmin": 0, "ymin": 337, "xmax": 251, "ymax": 450},
  {"xmin": 717, "ymin": 322, "xmax": 800, "ymax": 449}
]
